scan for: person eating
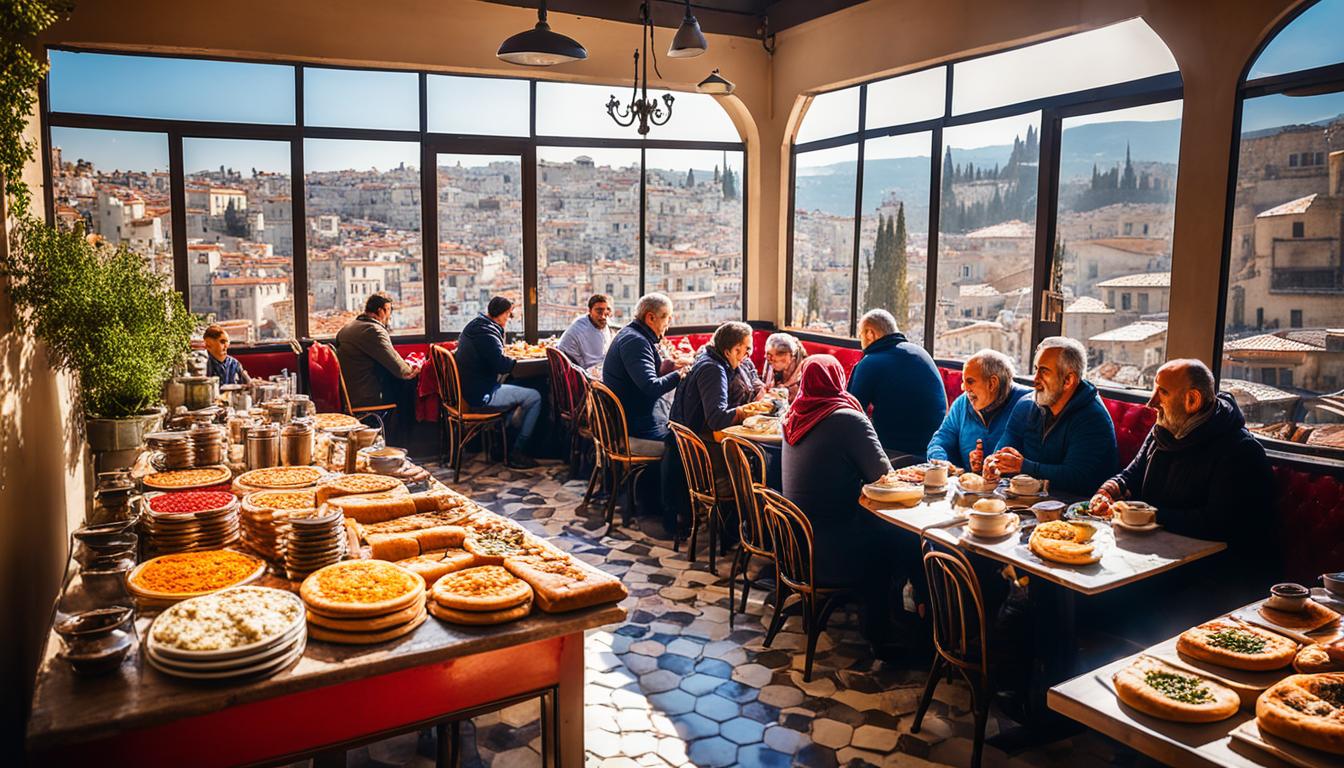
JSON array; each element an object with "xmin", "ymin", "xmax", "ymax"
[
  {"xmin": 926, "ymin": 349, "xmax": 1029, "ymax": 471},
  {"xmin": 987, "ymin": 337, "xmax": 1117, "ymax": 496},
  {"xmin": 759, "ymin": 332, "xmax": 807, "ymax": 401},
  {"xmin": 1088, "ymin": 359, "xmax": 1272, "ymax": 546},
  {"xmin": 335, "ymin": 292, "xmax": 422, "ymax": 436},
  {"xmin": 603, "ymin": 293, "xmax": 690, "ymax": 453},
  {"xmin": 555, "ymin": 293, "xmax": 615, "ymax": 368},
  {"xmin": 455, "ymin": 296, "xmax": 542, "ymax": 469},
  {"xmin": 202, "ymin": 324, "xmax": 251, "ymax": 386},
  {"xmin": 848, "ymin": 309, "xmax": 947, "ymax": 465}
]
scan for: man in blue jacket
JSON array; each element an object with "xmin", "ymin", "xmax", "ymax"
[
  {"xmin": 602, "ymin": 293, "xmax": 690, "ymax": 454},
  {"xmin": 988, "ymin": 336, "xmax": 1117, "ymax": 495},
  {"xmin": 455, "ymin": 296, "xmax": 541, "ymax": 469},
  {"xmin": 926, "ymin": 349, "xmax": 1031, "ymax": 470},
  {"xmin": 848, "ymin": 309, "xmax": 947, "ymax": 465}
]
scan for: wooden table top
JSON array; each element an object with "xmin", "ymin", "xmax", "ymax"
[
  {"xmin": 27, "ymin": 593, "xmax": 623, "ymax": 751},
  {"xmin": 1049, "ymin": 593, "xmax": 1344, "ymax": 768}
]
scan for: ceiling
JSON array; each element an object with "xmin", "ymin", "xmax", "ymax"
[{"xmin": 481, "ymin": 1, "xmax": 870, "ymax": 40}]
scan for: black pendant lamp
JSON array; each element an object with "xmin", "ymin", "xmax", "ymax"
[
  {"xmin": 667, "ymin": 0, "xmax": 707, "ymax": 58},
  {"xmin": 696, "ymin": 68, "xmax": 734, "ymax": 95},
  {"xmin": 497, "ymin": 1, "xmax": 588, "ymax": 67}
]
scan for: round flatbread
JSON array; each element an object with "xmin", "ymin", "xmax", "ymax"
[
  {"xmin": 306, "ymin": 600, "xmax": 424, "ymax": 632},
  {"xmin": 307, "ymin": 607, "xmax": 427, "ymax": 645},
  {"xmin": 1029, "ymin": 521, "xmax": 1100, "ymax": 565},
  {"xmin": 429, "ymin": 597, "xmax": 532, "ymax": 626},
  {"xmin": 1295, "ymin": 645, "xmax": 1344, "ymax": 674},
  {"xmin": 143, "ymin": 466, "xmax": 232, "ymax": 490},
  {"xmin": 313, "ymin": 413, "xmax": 360, "ymax": 430},
  {"xmin": 462, "ymin": 530, "xmax": 531, "ymax": 566},
  {"xmin": 1256, "ymin": 673, "xmax": 1344, "ymax": 755},
  {"xmin": 431, "ymin": 565, "xmax": 533, "ymax": 612},
  {"xmin": 398, "ymin": 550, "xmax": 477, "ymax": 585},
  {"xmin": 300, "ymin": 560, "xmax": 425, "ymax": 616},
  {"xmin": 235, "ymin": 466, "xmax": 325, "ymax": 490},
  {"xmin": 1177, "ymin": 620, "xmax": 1297, "ymax": 671},
  {"xmin": 1114, "ymin": 656, "xmax": 1239, "ymax": 723}
]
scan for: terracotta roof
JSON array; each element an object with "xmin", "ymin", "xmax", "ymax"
[
  {"xmin": 1089, "ymin": 320, "xmax": 1167, "ymax": 342},
  {"xmin": 212, "ymin": 276, "xmax": 288, "ymax": 286},
  {"xmin": 1219, "ymin": 378, "xmax": 1299, "ymax": 404},
  {"xmin": 958, "ymin": 283, "xmax": 1000, "ymax": 298},
  {"xmin": 965, "ymin": 220, "xmax": 1034, "ymax": 239},
  {"xmin": 1081, "ymin": 237, "xmax": 1170, "ymax": 256},
  {"xmin": 1257, "ymin": 194, "xmax": 1318, "ymax": 218},
  {"xmin": 1064, "ymin": 296, "xmax": 1113, "ymax": 314},
  {"xmin": 1095, "ymin": 272, "xmax": 1171, "ymax": 288},
  {"xmin": 940, "ymin": 320, "xmax": 1007, "ymax": 338},
  {"xmin": 1222, "ymin": 332, "xmax": 1321, "ymax": 353}
]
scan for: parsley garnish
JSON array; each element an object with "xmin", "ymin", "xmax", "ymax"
[
  {"xmin": 1145, "ymin": 671, "xmax": 1213, "ymax": 704},
  {"xmin": 1206, "ymin": 628, "xmax": 1267, "ymax": 655}
]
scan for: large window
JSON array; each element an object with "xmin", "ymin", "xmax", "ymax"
[
  {"xmin": 45, "ymin": 51, "xmax": 746, "ymax": 344},
  {"xmin": 788, "ymin": 17, "xmax": 1181, "ymax": 384},
  {"xmin": 1220, "ymin": 0, "xmax": 1344, "ymax": 447}
]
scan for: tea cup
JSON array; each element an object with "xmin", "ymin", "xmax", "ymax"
[
  {"xmin": 1119, "ymin": 502, "xmax": 1156, "ymax": 527},
  {"xmin": 924, "ymin": 464, "xmax": 948, "ymax": 490},
  {"xmin": 1319, "ymin": 572, "xmax": 1344, "ymax": 598}
]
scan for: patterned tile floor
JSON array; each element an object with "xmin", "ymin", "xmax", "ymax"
[{"xmin": 333, "ymin": 457, "xmax": 1160, "ymax": 768}]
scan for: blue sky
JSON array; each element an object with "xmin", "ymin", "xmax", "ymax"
[{"xmin": 1249, "ymin": 0, "xmax": 1344, "ymax": 79}]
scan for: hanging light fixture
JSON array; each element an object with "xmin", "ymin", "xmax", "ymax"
[
  {"xmin": 497, "ymin": 0, "xmax": 587, "ymax": 67},
  {"xmin": 667, "ymin": 0, "xmax": 707, "ymax": 58},
  {"xmin": 607, "ymin": 3, "xmax": 674, "ymax": 135},
  {"xmin": 696, "ymin": 68, "xmax": 734, "ymax": 95}
]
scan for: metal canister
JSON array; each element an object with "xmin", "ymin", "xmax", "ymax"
[
  {"xmin": 180, "ymin": 375, "xmax": 219, "ymax": 411},
  {"xmin": 263, "ymin": 399, "xmax": 292, "ymax": 425},
  {"xmin": 344, "ymin": 426, "xmax": 382, "ymax": 474},
  {"xmin": 280, "ymin": 419, "xmax": 313, "ymax": 467},
  {"xmin": 190, "ymin": 423, "xmax": 224, "ymax": 467},
  {"xmin": 288, "ymin": 394, "xmax": 313, "ymax": 420},
  {"xmin": 245, "ymin": 423, "xmax": 281, "ymax": 469}
]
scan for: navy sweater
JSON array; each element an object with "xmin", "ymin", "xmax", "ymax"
[
  {"xmin": 926, "ymin": 384, "xmax": 1031, "ymax": 469},
  {"xmin": 670, "ymin": 347, "xmax": 739, "ymax": 436},
  {"xmin": 995, "ymin": 380, "xmax": 1118, "ymax": 496},
  {"xmin": 603, "ymin": 320, "xmax": 681, "ymax": 440},
  {"xmin": 847, "ymin": 333, "xmax": 948, "ymax": 459},
  {"xmin": 454, "ymin": 314, "xmax": 515, "ymax": 406}
]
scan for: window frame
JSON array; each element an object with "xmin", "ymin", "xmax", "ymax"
[
  {"xmin": 41, "ymin": 47, "xmax": 749, "ymax": 345},
  {"xmin": 785, "ymin": 28, "xmax": 1182, "ymax": 361}
]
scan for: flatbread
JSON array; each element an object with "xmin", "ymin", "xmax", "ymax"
[
  {"xmin": 504, "ymin": 553, "xmax": 628, "ymax": 613},
  {"xmin": 429, "ymin": 598, "xmax": 532, "ymax": 626},
  {"xmin": 1260, "ymin": 599, "xmax": 1341, "ymax": 632},
  {"xmin": 1296, "ymin": 645, "xmax": 1344, "ymax": 674},
  {"xmin": 397, "ymin": 549, "xmax": 477, "ymax": 585},
  {"xmin": 314, "ymin": 474, "xmax": 407, "ymax": 507},
  {"xmin": 1113, "ymin": 655, "xmax": 1239, "ymax": 723},
  {"xmin": 1029, "ymin": 521, "xmax": 1101, "ymax": 565},
  {"xmin": 431, "ymin": 566, "xmax": 533, "ymax": 612},
  {"xmin": 300, "ymin": 560, "xmax": 425, "ymax": 616},
  {"xmin": 306, "ymin": 600, "xmax": 424, "ymax": 631},
  {"xmin": 1177, "ymin": 620, "xmax": 1298, "ymax": 671},
  {"xmin": 307, "ymin": 607, "xmax": 427, "ymax": 645},
  {"xmin": 1256, "ymin": 673, "xmax": 1344, "ymax": 755}
]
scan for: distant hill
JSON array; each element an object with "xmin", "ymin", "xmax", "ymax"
[{"xmin": 795, "ymin": 118, "xmax": 1183, "ymax": 221}]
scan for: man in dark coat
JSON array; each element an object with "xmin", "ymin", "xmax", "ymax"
[
  {"xmin": 847, "ymin": 309, "xmax": 947, "ymax": 465},
  {"xmin": 335, "ymin": 292, "xmax": 422, "ymax": 438},
  {"xmin": 455, "ymin": 296, "xmax": 541, "ymax": 468}
]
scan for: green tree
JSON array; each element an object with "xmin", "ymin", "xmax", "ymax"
[
  {"xmin": 892, "ymin": 203, "xmax": 909, "ymax": 325},
  {"xmin": 223, "ymin": 199, "xmax": 247, "ymax": 237},
  {"xmin": 722, "ymin": 166, "xmax": 738, "ymax": 200},
  {"xmin": 685, "ymin": 168, "xmax": 696, "ymax": 188},
  {"xmin": 805, "ymin": 276, "xmax": 820, "ymax": 325}
]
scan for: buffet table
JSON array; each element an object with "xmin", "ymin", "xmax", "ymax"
[{"xmin": 27, "ymin": 588, "xmax": 623, "ymax": 767}]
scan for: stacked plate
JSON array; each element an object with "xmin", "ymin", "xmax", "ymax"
[
  {"xmin": 147, "ymin": 432, "xmax": 193, "ymax": 470},
  {"xmin": 301, "ymin": 561, "xmax": 427, "ymax": 645},
  {"xmin": 141, "ymin": 491, "xmax": 242, "ymax": 557},
  {"xmin": 283, "ymin": 509, "xmax": 347, "ymax": 580},
  {"xmin": 190, "ymin": 424, "xmax": 225, "ymax": 467},
  {"xmin": 240, "ymin": 489, "xmax": 318, "ymax": 565},
  {"xmin": 144, "ymin": 587, "xmax": 306, "ymax": 681}
]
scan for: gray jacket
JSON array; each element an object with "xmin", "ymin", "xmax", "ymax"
[{"xmin": 335, "ymin": 314, "xmax": 414, "ymax": 407}]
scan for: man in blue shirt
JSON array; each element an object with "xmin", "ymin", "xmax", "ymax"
[
  {"xmin": 555, "ymin": 294, "xmax": 616, "ymax": 368},
  {"xmin": 602, "ymin": 293, "xmax": 691, "ymax": 454},
  {"xmin": 455, "ymin": 296, "xmax": 542, "ymax": 469},
  {"xmin": 203, "ymin": 324, "xmax": 251, "ymax": 386},
  {"xmin": 848, "ymin": 309, "xmax": 947, "ymax": 465},
  {"xmin": 988, "ymin": 336, "xmax": 1118, "ymax": 496},
  {"xmin": 926, "ymin": 349, "xmax": 1031, "ymax": 471}
]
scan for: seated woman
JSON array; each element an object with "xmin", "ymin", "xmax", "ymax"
[
  {"xmin": 759, "ymin": 332, "xmax": 806, "ymax": 401},
  {"xmin": 781, "ymin": 355, "xmax": 915, "ymax": 654}
]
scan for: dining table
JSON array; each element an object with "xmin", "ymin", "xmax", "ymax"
[{"xmin": 712, "ymin": 425, "xmax": 784, "ymax": 490}]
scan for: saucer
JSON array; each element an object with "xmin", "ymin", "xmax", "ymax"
[{"xmin": 1113, "ymin": 519, "xmax": 1160, "ymax": 533}]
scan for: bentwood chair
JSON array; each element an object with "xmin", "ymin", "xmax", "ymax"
[
  {"xmin": 316, "ymin": 341, "xmax": 399, "ymax": 432},
  {"xmin": 754, "ymin": 486, "xmax": 856, "ymax": 681},
  {"xmin": 913, "ymin": 536, "xmax": 993, "ymax": 768},
  {"xmin": 544, "ymin": 347, "xmax": 574, "ymax": 434},
  {"xmin": 586, "ymin": 380, "xmax": 661, "ymax": 527},
  {"xmin": 546, "ymin": 348, "xmax": 594, "ymax": 475},
  {"xmin": 667, "ymin": 421, "xmax": 734, "ymax": 571},
  {"xmin": 430, "ymin": 343, "xmax": 510, "ymax": 482},
  {"xmin": 720, "ymin": 434, "xmax": 775, "ymax": 628}
]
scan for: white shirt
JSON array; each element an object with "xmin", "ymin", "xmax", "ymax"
[{"xmin": 556, "ymin": 314, "xmax": 616, "ymax": 368}]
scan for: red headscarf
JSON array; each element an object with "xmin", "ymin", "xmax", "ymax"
[{"xmin": 782, "ymin": 355, "xmax": 864, "ymax": 446}]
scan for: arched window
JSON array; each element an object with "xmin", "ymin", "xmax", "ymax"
[
  {"xmin": 789, "ymin": 18, "xmax": 1182, "ymax": 390},
  {"xmin": 1219, "ymin": 0, "xmax": 1344, "ymax": 440}
]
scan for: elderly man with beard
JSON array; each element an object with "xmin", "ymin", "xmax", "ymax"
[
  {"xmin": 987, "ymin": 337, "xmax": 1117, "ymax": 496},
  {"xmin": 1088, "ymin": 359, "xmax": 1272, "ymax": 547},
  {"xmin": 926, "ymin": 349, "xmax": 1031, "ymax": 471}
]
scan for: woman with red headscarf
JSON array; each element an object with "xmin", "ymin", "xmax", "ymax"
[{"xmin": 781, "ymin": 355, "xmax": 916, "ymax": 655}]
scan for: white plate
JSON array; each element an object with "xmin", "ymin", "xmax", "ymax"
[
  {"xmin": 862, "ymin": 483, "xmax": 925, "ymax": 504},
  {"xmin": 1112, "ymin": 519, "xmax": 1161, "ymax": 533},
  {"xmin": 148, "ymin": 637, "xmax": 305, "ymax": 681},
  {"xmin": 148, "ymin": 605, "xmax": 306, "ymax": 662},
  {"xmin": 146, "ymin": 624, "xmax": 304, "ymax": 671},
  {"xmin": 964, "ymin": 513, "xmax": 1021, "ymax": 540},
  {"xmin": 721, "ymin": 424, "xmax": 783, "ymax": 445}
]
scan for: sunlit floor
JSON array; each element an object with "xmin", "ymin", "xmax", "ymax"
[{"xmin": 304, "ymin": 456, "xmax": 1157, "ymax": 768}]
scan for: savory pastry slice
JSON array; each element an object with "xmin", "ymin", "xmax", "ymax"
[
  {"xmin": 1029, "ymin": 521, "xmax": 1101, "ymax": 565},
  {"xmin": 431, "ymin": 565, "xmax": 534, "ymax": 613},
  {"xmin": 1256, "ymin": 673, "xmax": 1344, "ymax": 755},
  {"xmin": 1177, "ymin": 620, "xmax": 1298, "ymax": 671},
  {"xmin": 504, "ymin": 552, "xmax": 628, "ymax": 613},
  {"xmin": 396, "ymin": 549, "xmax": 477, "ymax": 585},
  {"xmin": 1113, "ymin": 655, "xmax": 1240, "ymax": 723},
  {"xmin": 1295, "ymin": 644, "xmax": 1344, "ymax": 674}
]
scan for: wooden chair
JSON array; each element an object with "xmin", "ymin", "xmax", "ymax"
[
  {"xmin": 314, "ymin": 341, "xmax": 399, "ymax": 432},
  {"xmin": 586, "ymin": 380, "xmax": 661, "ymax": 527},
  {"xmin": 720, "ymin": 434, "xmax": 775, "ymax": 628},
  {"xmin": 913, "ymin": 536, "xmax": 993, "ymax": 768},
  {"xmin": 546, "ymin": 348, "xmax": 593, "ymax": 474},
  {"xmin": 544, "ymin": 347, "xmax": 574, "ymax": 434},
  {"xmin": 667, "ymin": 422, "xmax": 734, "ymax": 571},
  {"xmin": 430, "ymin": 343, "xmax": 510, "ymax": 482},
  {"xmin": 754, "ymin": 486, "xmax": 856, "ymax": 681}
]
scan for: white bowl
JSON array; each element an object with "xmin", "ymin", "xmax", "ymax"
[{"xmin": 863, "ymin": 482, "xmax": 924, "ymax": 504}]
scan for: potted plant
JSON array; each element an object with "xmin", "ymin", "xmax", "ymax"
[{"xmin": 5, "ymin": 218, "xmax": 196, "ymax": 468}]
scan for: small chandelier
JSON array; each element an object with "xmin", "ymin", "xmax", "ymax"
[{"xmin": 607, "ymin": 2, "xmax": 673, "ymax": 136}]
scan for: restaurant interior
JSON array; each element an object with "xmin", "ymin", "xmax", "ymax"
[{"xmin": 4, "ymin": 0, "xmax": 1344, "ymax": 766}]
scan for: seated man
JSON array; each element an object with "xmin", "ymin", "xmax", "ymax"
[
  {"xmin": 1089, "ymin": 359, "xmax": 1272, "ymax": 548},
  {"xmin": 602, "ymin": 293, "xmax": 689, "ymax": 456},
  {"xmin": 455, "ymin": 296, "xmax": 542, "ymax": 469},
  {"xmin": 335, "ymin": 292, "xmax": 422, "ymax": 435},
  {"xmin": 848, "ymin": 308, "xmax": 947, "ymax": 465},
  {"xmin": 555, "ymin": 293, "xmax": 615, "ymax": 368},
  {"xmin": 987, "ymin": 337, "xmax": 1117, "ymax": 496},
  {"xmin": 926, "ymin": 349, "xmax": 1030, "ymax": 471},
  {"xmin": 202, "ymin": 324, "xmax": 251, "ymax": 386}
]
